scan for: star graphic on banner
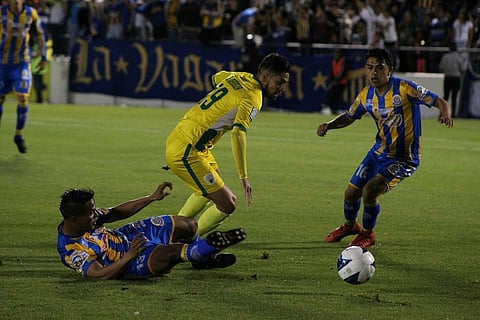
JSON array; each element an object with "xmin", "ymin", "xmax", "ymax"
[
  {"xmin": 114, "ymin": 56, "xmax": 129, "ymax": 74},
  {"xmin": 312, "ymin": 71, "xmax": 328, "ymax": 91}
]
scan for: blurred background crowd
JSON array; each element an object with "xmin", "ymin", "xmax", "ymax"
[{"xmin": 23, "ymin": 0, "xmax": 480, "ymax": 73}]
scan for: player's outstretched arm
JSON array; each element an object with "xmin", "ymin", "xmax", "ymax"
[
  {"xmin": 105, "ymin": 182, "xmax": 173, "ymax": 223},
  {"xmin": 317, "ymin": 113, "xmax": 355, "ymax": 137}
]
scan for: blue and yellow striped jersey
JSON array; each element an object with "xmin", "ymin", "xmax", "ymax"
[
  {"xmin": 57, "ymin": 209, "xmax": 130, "ymax": 276},
  {"xmin": 346, "ymin": 76, "xmax": 438, "ymax": 165},
  {"xmin": 0, "ymin": 4, "xmax": 44, "ymax": 64}
]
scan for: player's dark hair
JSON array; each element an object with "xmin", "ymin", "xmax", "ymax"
[
  {"xmin": 59, "ymin": 188, "xmax": 95, "ymax": 219},
  {"xmin": 258, "ymin": 53, "xmax": 290, "ymax": 75},
  {"xmin": 365, "ymin": 48, "xmax": 394, "ymax": 68}
]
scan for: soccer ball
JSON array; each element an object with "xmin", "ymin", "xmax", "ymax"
[{"xmin": 337, "ymin": 246, "xmax": 376, "ymax": 285}]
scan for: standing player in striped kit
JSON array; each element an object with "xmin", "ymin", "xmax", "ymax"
[
  {"xmin": 317, "ymin": 48, "xmax": 453, "ymax": 248},
  {"xmin": 0, "ymin": 0, "xmax": 46, "ymax": 153}
]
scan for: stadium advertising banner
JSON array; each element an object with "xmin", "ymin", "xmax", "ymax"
[{"xmin": 69, "ymin": 39, "xmax": 367, "ymax": 112}]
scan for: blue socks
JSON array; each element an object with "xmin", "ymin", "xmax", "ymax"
[
  {"xmin": 16, "ymin": 106, "xmax": 28, "ymax": 130},
  {"xmin": 185, "ymin": 236, "xmax": 217, "ymax": 262},
  {"xmin": 363, "ymin": 204, "xmax": 380, "ymax": 230},
  {"xmin": 344, "ymin": 199, "xmax": 361, "ymax": 221}
]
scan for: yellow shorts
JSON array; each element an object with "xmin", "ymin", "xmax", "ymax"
[{"xmin": 165, "ymin": 131, "xmax": 225, "ymax": 196}]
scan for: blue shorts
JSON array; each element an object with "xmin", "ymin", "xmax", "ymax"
[
  {"xmin": 349, "ymin": 150, "xmax": 417, "ymax": 190},
  {"xmin": 0, "ymin": 63, "xmax": 32, "ymax": 95},
  {"xmin": 117, "ymin": 215, "xmax": 175, "ymax": 277}
]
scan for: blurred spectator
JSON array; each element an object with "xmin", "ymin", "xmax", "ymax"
[
  {"xmin": 339, "ymin": 5, "xmax": 361, "ymax": 44},
  {"xmin": 222, "ymin": 0, "xmax": 242, "ymax": 41},
  {"xmin": 459, "ymin": 53, "xmax": 480, "ymax": 118},
  {"xmin": 105, "ymin": 0, "xmax": 123, "ymax": 39},
  {"xmin": 231, "ymin": 7, "xmax": 258, "ymax": 47},
  {"xmin": 376, "ymin": 4, "xmax": 397, "ymax": 48},
  {"xmin": 67, "ymin": 0, "xmax": 81, "ymax": 52},
  {"xmin": 262, "ymin": 7, "xmax": 292, "ymax": 51},
  {"xmin": 439, "ymin": 43, "xmax": 467, "ymax": 118},
  {"xmin": 311, "ymin": 4, "xmax": 327, "ymax": 45},
  {"xmin": 134, "ymin": 1, "xmax": 154, "ymax": 41},
  {"xmin": 255, "ymin": 5, "xmax": 274, "ymax": 38},
  {"xmin": 49, "ymin": 0, "xmax": 67, "ymax": 55},
  {"xmin": 321, "ymin": 48, "xmax": 349, "ymax": 115},
  {"xmin": 369, "ymin": 31, "xmax": 384, "ymax": 49},
  {"xmin": 429, "ymin": 6, "xmax": 451, "ymax": 47},
  {"xmin": 351, "ymin": 17, "xmax": 366, "ymax": 44},
  {"xmin": 240, "ymin": 33, "xmax": 263, "ymax": 74},
  {"xmin": 32, "ymin": 39, "xmax": 53, "ymax": 104},
  {"xmin": 428, "ymin": 7, "xmax": 451, "ymax": 72},
  {"xmin": 121, "ymin": 0, "xmax": 135, "ymax": 39},
  {"xmin": 145, "ymin": 0, "xmax": 168, "ymax": 40},
  {"xmin": 179, "ymin": 0, "xmax": 202, "ymax": 42},
  {"xmin": 199, "ymin": 0, "xmax": 225, "ymax": 45},
  {"xmin": 356, "ymin": 0, "xmax": 377, "ymax": 45},
  {"xmin": 397, "ymin": 9, "xmax": 417, "ymax": 72},
  {"xmin": 452, "ymin": 10, "xmax": 474, "ymax": 59},
  {"xmin": 165, "ymin": 0, "xmax": 182, "ymax": 41},
  {"xmin": 292, "ymin": 2, "xmax": 312, "ymax": 55}
]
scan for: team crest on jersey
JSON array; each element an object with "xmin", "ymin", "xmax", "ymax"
[
  {"xmin": 203, "ymin": 173, "xmax": 216, "ymax": 185},
  {"xmin": 69, "ymin": 250, "xmax": 89, "ymax": 270},
  {"xmin": 249, "ymin": 108, "xmax": 258, "ymax": 121},
  {"xmin": 392, "ymin": 94, "xmax": 402, "ymax": 107},
  {"xmin": 150, "ymin": 216, "xmax": 165, "ymax": 226}
]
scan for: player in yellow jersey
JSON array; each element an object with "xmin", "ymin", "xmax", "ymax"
[
  {"xmin": 317, "ymin": 48, "xmax": 453, "ymax": 248},
  {"xmin": 165, "ymin": 53, "xmax": 290, "ymax": 237},
  {"xmin": 0, "ymin": 0, "xmax": 46, "ymax": 153}
]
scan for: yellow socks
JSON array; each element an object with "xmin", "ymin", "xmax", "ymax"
[
  {"xmin": 197, "ymin": 205, "xmax": 229, "ymax": 236},
  {"xmin": 178, "ymin": 193, "xmax": 210, "ymax": 217}
]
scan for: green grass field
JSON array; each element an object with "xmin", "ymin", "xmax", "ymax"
[{"xmin": 0, "ymin": 103, "xmax": 479, "ymax": 320}]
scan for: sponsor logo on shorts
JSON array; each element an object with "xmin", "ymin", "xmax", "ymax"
[{"xmin": 387, "ymin": 163, "xmax": 402, "ymax": 176}]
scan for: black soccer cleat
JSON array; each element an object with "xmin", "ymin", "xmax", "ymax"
[
  {"xmin": 191, "ymin": 253, "xmax": 237, "ymax": 270},
  {"xmin": 14, "ymin": 135, "xmax": 27, "ymax": 153},
  {"xmin": 206, "ymin": 228, "xmax": 247, "ymax": 251}
]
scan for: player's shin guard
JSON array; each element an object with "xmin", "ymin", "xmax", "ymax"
[
  {"xmin": 197, "ymin": 206, "xmax": 229, "ymax": 236},
  {"xmin": 178, "ymin": 193, "xmax": 210, "ymax": 218},
  {"xmin": 16, "ymin": 106, "xmax": 29, "ymax": 132},
  {"xmin": 344, "ymin": 199, "xmax": 361, "ymax": 223},
  {"xmin": 0, "ymin": 105, "xmax": 3, "ymax": 126},
  {"xmin": 362, "ymin": 203, "xmax": 380, "ymax": 230}
]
